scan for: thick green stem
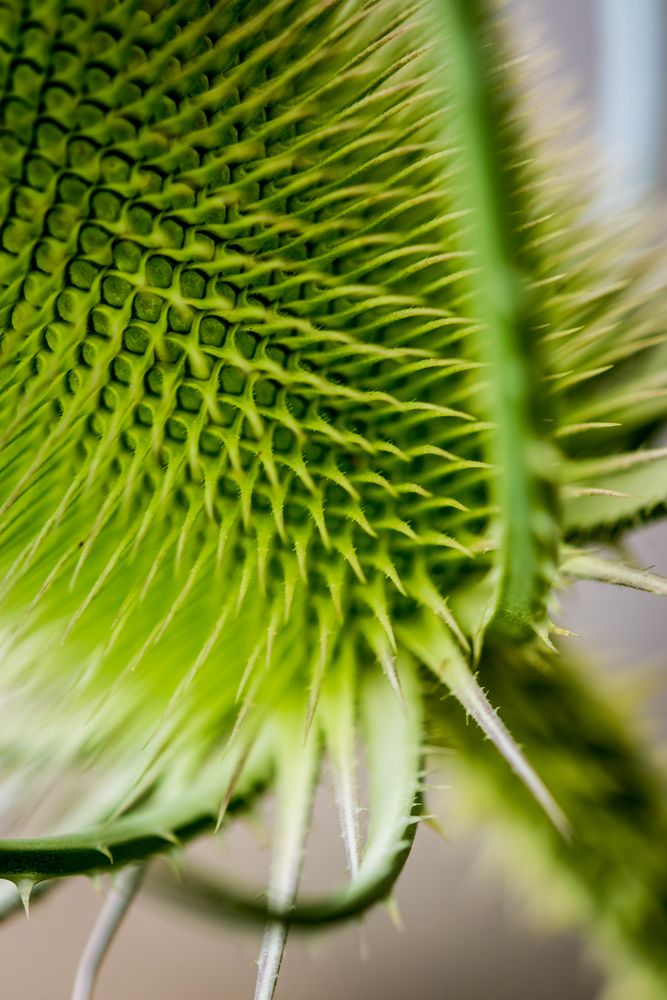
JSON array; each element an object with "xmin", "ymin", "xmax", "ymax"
[{"xmin": 433, "ymin": 0, "xmax": 559, "ymax": 639}]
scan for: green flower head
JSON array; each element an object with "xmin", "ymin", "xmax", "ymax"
[{"xmin": 1, "ymin": 0, "xmax": 667, "ymax": 997}]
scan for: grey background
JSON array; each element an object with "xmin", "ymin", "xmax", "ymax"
[{"xmin": 2, "ymin": 3, "xmax": 666, "ymax": 997}]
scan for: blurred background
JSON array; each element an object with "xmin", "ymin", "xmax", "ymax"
[{"xmin": 2, "ymin": 2, "xmax": 667, "ymax": 997}]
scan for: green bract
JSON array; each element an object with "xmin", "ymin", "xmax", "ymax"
[{"xmin": 0, "ymin": 0, "xmax": 666, "ymax": 996}]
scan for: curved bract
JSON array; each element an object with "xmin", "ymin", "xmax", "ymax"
[{"xmin": 0, "ymin": 1, "xmax": 667, "ymax": 996}]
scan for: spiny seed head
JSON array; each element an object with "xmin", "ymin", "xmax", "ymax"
[
  {"xmin": 0, "ymin": 0, "xmax": 486, "ymax": 777},
  {"xmin": 1, "ymin": 1, "xmax": 667, "ymax": 997}
]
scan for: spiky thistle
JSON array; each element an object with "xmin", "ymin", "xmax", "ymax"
[{"xmin": 1, "ymin": 0, "xmax": 667, "ymax": 996}]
